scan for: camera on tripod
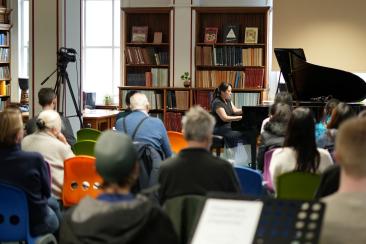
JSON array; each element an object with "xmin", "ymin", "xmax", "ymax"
[{"xmin": 57, "ymin": 47, "xmax": 76, "ymax": 69}]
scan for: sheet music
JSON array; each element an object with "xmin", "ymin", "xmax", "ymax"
[{"xmin": 191, "ymin": 199, "xmax": 263, "ymax": 244}]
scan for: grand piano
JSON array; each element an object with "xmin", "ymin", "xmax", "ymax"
[
  {"xmin": 232, "ymin": 49, "xmax": 366, "ymax": 169},
  {"xmin": 274, "ymin": 48, "xmax": 366, "ymax": 104}
]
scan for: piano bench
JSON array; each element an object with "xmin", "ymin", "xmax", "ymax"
[{"xmin": 211, "ymin": 135, "xmax": 225, "ymax": 157}]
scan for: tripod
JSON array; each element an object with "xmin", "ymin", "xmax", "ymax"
[{"xmin": 41, "ymin": 61, "xmax": 84, "ymax": 128}]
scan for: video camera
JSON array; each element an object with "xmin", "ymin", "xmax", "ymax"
[{"xmin": 57, "ymin": 47, "xmax": 76, "ymax": 69}]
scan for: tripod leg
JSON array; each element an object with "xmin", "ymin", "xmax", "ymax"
[{"xmin": 62, "ymin": 72, "xmax": 84, "ymax": 128}]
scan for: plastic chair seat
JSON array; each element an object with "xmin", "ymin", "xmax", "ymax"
[
  {"xmin": 167, "ymin": 131, "xmax": 188, "ymax": 154},
  {"xmin": 0, "ymin": 183, "xmax": 56, "ymax": 244},
  {"xmin": 72, "ymin": 140, "xmax": 96, "ymax": 156},
  {"xmin": 77, "ymin": 128, "xmax": 101, "ymax": 142},
  {"xmin": 276, "ymin": 172, "xmax": 321, "ymax": 200},
  {"xmin": 234, "ymin": 166, "xmax": 263, "ymax": 196},
  {"xmin": 62, "ymin": 156, "xmax": 103, "ymax": 207}
]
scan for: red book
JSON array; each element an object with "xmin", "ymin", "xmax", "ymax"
[{"xmin": 204, "ymin": 27, "xmax": 218, "ymax": 44}]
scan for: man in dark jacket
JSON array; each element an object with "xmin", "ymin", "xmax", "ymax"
[
  {"xmin": 158, "ymin": 106, "xmax": 241, "ymax": 204},
  {"xmin": 60, "ymin": 131, "xmax": 178, "ymax": 244}
]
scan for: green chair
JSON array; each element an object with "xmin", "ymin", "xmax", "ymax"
[
  {"xmin": 72, "ymin": 140, "xmax": 96, "ymax": 156},
  {"xmin": 276, "ymin": 172, "xmax": 321, "ymax": 200},
  {"xmin": 77, "ymin": 128, "xmax": 101, "ymax": 142},
  {"xmin": 163, "ymin": 195, "xmax": 206, "ymax": 244}
]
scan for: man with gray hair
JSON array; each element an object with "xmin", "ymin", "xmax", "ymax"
[
  {"xmin": 158, "ymin": 105, "xmax": 240, "ymax": 204},
  {"xmin": 115, "ymin": 92, "xmax": 172, "ymax": 158}
]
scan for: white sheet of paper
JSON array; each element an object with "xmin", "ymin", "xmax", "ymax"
[{"xmin": 191, "ymin": 199, "xmax": 263, "ymax": 244}]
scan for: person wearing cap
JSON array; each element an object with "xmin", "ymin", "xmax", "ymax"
[
  {"xmin": 115, "ymin": 92, "xmax": 172, "ymax": 158},
  {"xmin": 59, "ymin": 130, "xmax": 178, "ymax": 244},
  {"xmin": 22, "ymin": 110, "xmax": 75, "ymax": 200},
  {"xmin": 158, "ymin": 106, "xmax": 241, "ymax": 204}
]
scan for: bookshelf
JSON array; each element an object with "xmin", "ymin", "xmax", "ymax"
[
  {"xmin": 0, "ymin": 0, "xmax": 11, "ymax": 111},
  {"xmin": 118, "ymin": 86, "xmax": 191, "ymax": 132},
  {"xmin": 192, "ymin": 7, "xmax": 269, "ymax": 107},
  {"xmin": 122, "ymin": 7, "xmax": 172, "ymax": 88}
]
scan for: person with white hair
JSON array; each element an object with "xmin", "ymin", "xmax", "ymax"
[
  {"xmin": 158, "ymin": 106, "xmax": 240, "ymax": 204},
  {"xmin": 22, "ymin": 109, "xmax": 75, "ymax": 199},
  {"xmin": 115, "ymin": 92, "xmax": 172, "ymax": 158}
]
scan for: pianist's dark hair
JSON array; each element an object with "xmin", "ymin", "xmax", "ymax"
[
  {"xmin": 212, "ymin": 82, "xmax": 232, "ymax": 100},
  {"xmin": 284, "ymin": 107, "xmax": 320, "ymax": 173},
  {"xmin": 327, "ymin": 102, "xmax": 355, "ymax": 129}
]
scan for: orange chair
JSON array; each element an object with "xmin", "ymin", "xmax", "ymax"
[
  {"xmin": 167, "ymin": 131, "xmax": 188, "ymax": 154},
  {"xmin": 62, "ymin": 156, "xmax": 103, "ymax": 207}
]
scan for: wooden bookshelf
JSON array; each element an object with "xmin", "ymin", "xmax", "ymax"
[
  {"xmin": 0, "ymin": 0, "xmax": 11, "ymax": 110},
  {"xmin": 193, "ymin": 7, "xmax": 269, "ymax": 106},
  {"xmin": 122, "ymin": 7, "xmax": 172, "ymax": 88}
]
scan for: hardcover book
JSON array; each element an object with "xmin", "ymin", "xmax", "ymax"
[
  {"xmin": 131, "ymin": 26, "xmax": 148, "ymax": 43},
  {"xmin": 223, "ymin": 25, "xmax": 239, "ymax": 43},
  {"xmin": 204, "ymin": 27, "xmax": 218, "ymax": 44}
]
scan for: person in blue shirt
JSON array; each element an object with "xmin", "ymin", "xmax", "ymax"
[
  {"xmin": 60, "ymin": 131, "xmax": 178, "ymax": 244},
  {"xmin": 115, "ymin": 92, "xmax": 172, "ymax": 158}
]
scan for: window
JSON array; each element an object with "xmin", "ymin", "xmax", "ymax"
[
  {"xmin": 19, "ymin": 0, "xmax": 29, "ymax": 78},
  {"xmin": 82, "ymin": 0, "xmax": 120, "ymax": 104}
]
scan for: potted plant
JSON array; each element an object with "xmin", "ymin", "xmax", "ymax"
[
  {"xmin": 103, "ymin": 95, "xmax": 113, "ymax": 106},
  {"xmin": 180, "ymin": 72, "xmax": 191, "ymax": 88}
]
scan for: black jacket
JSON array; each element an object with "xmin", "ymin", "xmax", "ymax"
[
  {"xmin": 60, "ymin": 195, "xmax": 178, "ymax": 244},
  {"xmin": 257, "ymin": 120, "xmax": 287, "ymax": 171}
]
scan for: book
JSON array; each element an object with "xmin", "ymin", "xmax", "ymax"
[
  {"xmin": 223, "ymin": 25, "xmax": 239, "ymax": 43},
  {"xmin": 153, "ymin": 32, "xmax": 162, "ymax": 43},
  {"xmin": 131, "ymin": 26, "xmax": 148, "ymax": 43},
  {"xmin": 204, "ymin": 27, "xmax": 218, "ymax": 44}
]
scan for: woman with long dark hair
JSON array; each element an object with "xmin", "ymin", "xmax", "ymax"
[
  {"xmin": 269, "ymin": 107, "xmax": 333, "ymax": 191},
  {"xmin": 211, "ymin": 82, "xmax": 256, "ymax": 166}
]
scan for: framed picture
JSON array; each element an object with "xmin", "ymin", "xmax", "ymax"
[
  {"xmin": 223, "ymin": 25, "xmax": 239, "ymax": 43},
  {"xmin": 204, "ymin": 27, "xmax": 218, "ymax": 44},
  {"xmin": 131, "ymin": 26, "xmax": 148, "ymax": 43},
  {"xmin": 244, "ymin": 27, "xmax": 258, "ymax": 44}
]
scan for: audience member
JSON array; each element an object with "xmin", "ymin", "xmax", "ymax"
[
  {"xmin": 269, "ymin": 107, "xmax": 333, "ymax": 191},
  {"xmin": 316, "ymin": 102, "xmax": 355, "ymax": 153},
  {"xmin": 315, "ymin": 109, "xmax": 366, "ymax": 199},
  {"xmin": 116, "ymin": 90, "xmax": 139, "ymax": 120},
  {"xmin": 257, "ymin": 102, "xmax": 292, "ymax": 171},
  {"xmin": 0, "ymin": 108, "xmax": 60, "ymax": 236},
  {"xmin": 22, "ymin": 110, "xmax": 74, "ymax": 199},
  {"xmin": 25, "ymin": 88, "xmax": 76, "ymax": 145},
  {"xmin": 115, "ymin": 92, "xmax": 172, "ymax": 158},
  {"xmin": 320, "ymin": 118, "xmax": 366, "ymax": 243},
  {"xmin": 158, "ymin": 106, "xmax": 241, "ymax": 204},
  {"xmin": 211, "ymin": 81, "xmax": 256, "ymax": 166},
  {"xmin": 315, "ymin": 98, "xmax": 339, "ymax": 140},
  {"xmin": 260, "ymin": 92, "xmax": 293, "ymax": 133},
  {"xmin": 60, "ymin": 131, "xmax": 178, "ymax": 244}
]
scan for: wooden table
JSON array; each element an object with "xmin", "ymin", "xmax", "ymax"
[{"xmin": 83, "ymin": 109, "xmax": 119, "ymax": 131}]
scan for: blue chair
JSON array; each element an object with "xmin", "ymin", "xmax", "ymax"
[
  {"xmin": 0, "ymin": 182, "xmax": 56, "ymax": 244},
  {"xmin": 234, "ymin": 166, "xmax": 263, "ymax": 197}
]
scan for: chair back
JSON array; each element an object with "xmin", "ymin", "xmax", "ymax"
[
  {"xmin": 234, "ymin": 166, "xmax": 263, "ymax": 197},
  {"xmin": 72, "ymin": 140, "xmax": 96, "ymax": 156},
  {"xmin": 62, "ymin": 156, "xmax": 103, "ymax": 207},
  {"xmin": 77, "ymin": 128, "xmax": 101, "ymax": 142},
  {"xmin": 276, "ymin": 172, "xmax": 321, "ymax": 200},
  {"xmin": 0, "ymin": 182, "xmax": 35, "ymax": 243},
  {"xmin": 262, "ymin": 148, "xmax": 276, "ymax": 191},
  {"xmin": 167, "ymin": 131, "xmax": 188, "ymax": 154}
]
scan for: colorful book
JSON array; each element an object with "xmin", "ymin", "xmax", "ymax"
[
  {"xmin": 204, "ymin": 27, "xmax": 218, "ymax": 44},
  {"xmin": 131, "ymin": 26, "xmax": 148, "ymax": 43}
]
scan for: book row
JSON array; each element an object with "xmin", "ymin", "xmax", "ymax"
[
  {"xmin": 127, "ymin": 68, "xmax": 168, "ymax": 87},
  {"xmin": 120, "ymin": 90, "xmax": 163, "ymax": 110},
  {"xmin": 165, "ymin": 112, "xmax": 182, "ymax": 132},
  {"xmin": 0, "ymin": 66, "xmax": 9, "ymax": 79},
  {"xmin": 0, "ymin": 47, "xmax": 9, "ymax": 62},
  {"xmin": 0, "ymin": 80, "xmax": 10, "ymax": 96},
  {"xmin": 0, "ymin": 33, "xmax": 8, "ymax": 45},
  {"xmin": 196, "ymin": 46, "xmax": 263, "ymax": 67},
  {"xmin": 125, "ymin": 46, "xmax": 168, "ymax": 65},
  {"xmin": 166, "ymin": 90, "xmax": 190, "ymax": 110},
  {"xmin": 195, "ymin": 68, "xmax": 264, "ymax": 89}
]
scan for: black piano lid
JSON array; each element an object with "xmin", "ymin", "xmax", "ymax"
[{"xmin": 274, "ymin": 48, "xmax": 366, "ymax": 103}]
